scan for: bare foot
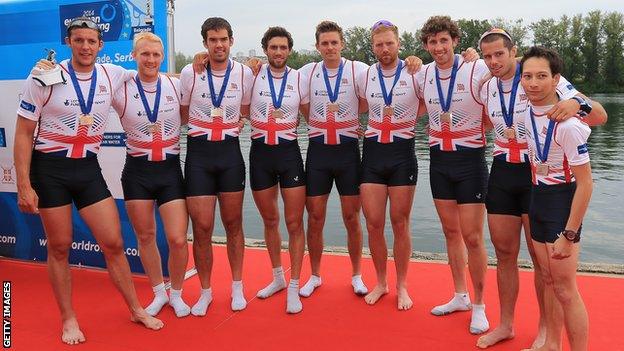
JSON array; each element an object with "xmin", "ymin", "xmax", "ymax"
[
  {"xmin": 476, "ymin": 326, "xmax": 514, "ymax": 348},
  {"xmin": 364, "ymin": 284, "xmax": 389, "ymax": 305},
  {"xmin": 530, "ymin": 327, "xmax": 547, "ymax": 349},
  {"xmin": 397, "ymin": 287, "xmax": 413, "ymax": 310},
  {"xmin": 61, "ymin": 317, "xmax": 86, "ymax": 345},
  {"xmin": 131, "ymin": 310, "xmax": 164, "ymax": 330}
]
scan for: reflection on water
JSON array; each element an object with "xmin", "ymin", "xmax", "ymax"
[{"xmin": 181, "ymin": 94, "xmax": 624, "ymax": 265}]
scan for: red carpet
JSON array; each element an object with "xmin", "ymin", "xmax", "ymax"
[{"xmin": 2, "ymin": 245, "xmax": 623, "ymax": 350}]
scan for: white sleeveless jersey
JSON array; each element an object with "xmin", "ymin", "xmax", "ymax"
[
  {"xmin": 17, "ymin": 60, "xmax": 132, "ymax": 158},
  {"xmin": 112, "ymin": 74, "xmax": 181, "ymax": 161},
  {"xmin": 482, "ymin": 75, "xmax": 579, "ymax": 163},
  {"xmin": 250, "ymin": 64, "xmax": 306, "ymax": 145},
  {"xmin": 356, "ymin": 62, "xmax": 419, "ymax": 143},
  {"xmin": 417, "ymin": 55, "xmax": 489, "ymax": 151},
  {"xmin": 524, "ymin": 104, "xmax": 590, "ymax": 185},
  {"xmin": 300, "ymin": 59, "xmax": 368, "ymax": 144},
  {"xmin": 180, "ymin": 59, "xmax": 253, "ymax": 141}
]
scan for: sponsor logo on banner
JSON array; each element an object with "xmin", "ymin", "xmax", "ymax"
[{"xmin": 59, "ymin": 0, "xmax": 156, "ymax": 43}]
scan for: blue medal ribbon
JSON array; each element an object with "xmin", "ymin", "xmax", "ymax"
[
  {"xmin": 135, "ymin": 76, "xmax": 162, "ymax": 124},
  {"xmin": 377, "ymin": 61, "xmax": 403, "ymax": 106},
  {"xmin": 529, "ymin": 107, "xmax": 555, "ymax": 163},
  {"xmin": 322, "ymin": 60, "xmax": 344, "ymax": 103},
  {"xmin": 67, "ymin": 61, "xmax": 97, "ymax": 116},
  {"xmin": 267, "ymin": 66, "xmax": 289, "ymax": 109},
  {"xmin": 207, "ymin": 60, "xmax": 232, "ymax": 108},
  {"xmin": 434, "ymin": 55, "xmax": 459, "ymax": 113},
  {"xmin": 497, "ymin": 64, "xmax": 522, "ymax": 128}
]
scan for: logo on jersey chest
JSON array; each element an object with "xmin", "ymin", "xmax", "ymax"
[
  {"xmin": 520, "ymin": 93, "xmax": 528, "ymax": 101},
  {"xmin": 63, "ymin": 98, "xmax": 106, "ymax": 106}
]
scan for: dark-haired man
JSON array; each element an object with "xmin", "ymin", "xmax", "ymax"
[
  {"xmin": 245, "ymin": 26, "xmax": 308, "ymax": 314},
  {"xmin": 519, "ymin": 46, "xmax": 595, "ymax": 351},
  {"xmin": 180, "ymin": 17, "xmax": 254, "ymax": 315},
  {"xmin": 15, "ymin": 17, "xmax": 163, "ymax": 345},
  {"xmin": 415, "ymin": 15, "xmax": 490, "ymax": 334}
]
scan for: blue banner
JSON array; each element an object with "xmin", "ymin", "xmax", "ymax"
[
  {"xmin": 0, "ymin": 0, "xmax": 172, "ymax": 275},
  {"xmin": 0, "ymin": 0, "xmax": 168, "ymax": 80}
]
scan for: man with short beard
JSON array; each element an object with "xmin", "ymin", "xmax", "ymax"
[
  {"xmin": 415, "ymin": 15, "xmax": 490, "ymax": 334},
  {"xmin": 355, "ymin": 20, "xmax": 420, "ymax": 311},
  {"xmin": 180, "ymin": 17, "xmax": 253, "ymax": 315},
  {"xmin": 246, "ymin": 26, "xmax": 307, "ymax": 314}
]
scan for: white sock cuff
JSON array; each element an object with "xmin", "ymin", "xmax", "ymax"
[
  {"xmin": 153, "ymin": 282, "xmax": 166, "ymax": 293},
  {"xmin": 455, "ymin": 292, "xmax": 469, "ymax": 299},
  {"xmin": 272, "ymin": 266, "xmax": 284, "ymax": 276},
  {"xmin": 201, "ymin": 288, "xmax": 212, "ymax": 295},
  {"xmin": 232, "ymin": 280, "xmax": 243, "ymax": 288},
  {"xmin": 170, "ymin": 288, "xmax": 182, "ymax": 296},
  {"xmin": 289, "ymin": 279, "xmax": 299, "ymax": 288},
  {"xmin": 473, "ymin": 304, "xmax": 485, "ymax": 311}
]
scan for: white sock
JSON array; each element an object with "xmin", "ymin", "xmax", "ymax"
[
  {"xmin": 470, "ymin": 304, "xmax": 490, "ymax": 334},
  {"xmin": 431, "ymin": 292, "xmax": 472, "ymax": 316},
  {"xmin": 351, "ymin": 274, "xmax": 368, "ymax": 295},
  {"xmin": 256, "ymin": 267, "xmax": 286, "ymax": 299},
  {"xmin": 299, "ymin": 275, "xmax": 322, "ymax": 297},
  {"xmin": 169, "ymin": 288, "xmax": 191, "ymax": 317},
  {"xmin": 191, "ymin": 288, "xmax": 213, "ymax": 316},
  {"xmin": 231, "ymin": 280, "xmax": 247, "ymax": 311},
  {"xmin": 286, "ymin": 279, "xmax": 302, "ymax": 314},
  {"xmin": 145, "ymin": 282, "xmax": 169, "ymax": 316}
]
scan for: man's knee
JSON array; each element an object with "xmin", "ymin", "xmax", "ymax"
[
  {"xmin": 552, "ymin": 278, "xmax": 577, "ymax": 306},
  {"xmin": 136, "ymin": 229, "xmax": 156, "ymax": 246},
  {"xmin": 168, "ymin": 235, "xmax": 188, "ymax": 252},
  {"xmin": 47, "ymin": 239, "xmax": 72, "ymax": 261},
  {"xmin": 463, "ymin": 232, "xmax": 484, "ymax": 250},
  {"xmin": 285, "ymin": 216, "xmax": 303, "ymax": 235}
]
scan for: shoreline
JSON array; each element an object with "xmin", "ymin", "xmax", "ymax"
[{"xmin": 209, "ymin": 235, "xmax": 624, "ymax": 276}]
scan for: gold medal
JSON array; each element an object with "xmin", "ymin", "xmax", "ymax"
[
  {"xmin": 79, "ymin": 114, "xmax": 94, "ymax": 126},
  {"xmin": 503, "ymin": 127, "xmax": 516, "ymax": 139},
  {"xmin": 148, "ymin": 123, "xmax": 160, "ymax": 134},
  {"xmin": 211, "ymin": 107, "xmax": 223, "ymax": 118},
  {"xmin": 273, "ymin": 109, "xmax": 284, "ymax": 119},
  {"xmin": 536, "ymin": 163, "xmax": 549, "ymax": 176},
  {"xmin": 440, "ymin": 111, "xmax": 452, "ymax": 123},
  {"xmin": 327, "ymin": 103, "xmax": 340, "ymax": 113},
  {"xmin": 383, "ymin": 105, "xmax": 394, "ymax": 116}
]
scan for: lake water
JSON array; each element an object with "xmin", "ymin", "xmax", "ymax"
[{"xmin": 182, "ymin": 94, "xmax": 624, "ymax": 265}]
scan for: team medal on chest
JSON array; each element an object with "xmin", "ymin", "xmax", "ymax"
[
  {"xmin": 536, "ymin": 163, "xmax": 549, "ymax": 176},
  {"xmin": 272, "ymin": 109, "xmax": 284, "ymax": 119},
  {"xmin": 211, "ymin": 107, "xmax": 224, "ymax": 118},
  {"xmin": 79, "ymin": 114, "xmax": 94, "ymax": 126},
  {"xmin": 135, "ymin": 75, "xmax": 162, "ymax": 137},
  {"xmin": 435, "ymin": 55, "xmax": 459, "ymax": 126},
  {"xmin": 383, "ymin": 105, "xmax": 394, "ymax": 116},
  {"xmin": 529, "ymin": 106, "xmax": 556, "ymax": 178},
  {"xmin": 267, "ymin": 65, "xmax": 289, "ymax": 121},
  {"xmin": 322, "ymin": 60, "xmax": 345, "ymax": 115},
  {"xmin": 207, "ymin": 60, "xmax": 232, "ymax": 121},
  {"xmin": 378, "ymin": 60, "xmax": 402, "ymax": 119},
  {"xmin": 498, "ymin": 64, "xmax": 522, "ymax": 140},
  {"xmin": 147, "ymin": 123, "xmax": 160, "ymax": 134},
  {"xmin": 67, "ymin": 61, "xmax": 97, "ymax": 129},
  {"xmin": 503, "ymin": 127, "xmax": 516, "ymax": 139},
  {"xmin": 327, "ymin": 103, "xmax": 340, "ymax": 113}
]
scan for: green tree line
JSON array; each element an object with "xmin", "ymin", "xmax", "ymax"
[{"xmin": 175, "ymin": 11, "xmax": 624, "ymax": 93}]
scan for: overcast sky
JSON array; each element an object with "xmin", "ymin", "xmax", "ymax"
[{"xmin": 172, "ymin": 0, "xmax": 624, "ymax": 56}]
